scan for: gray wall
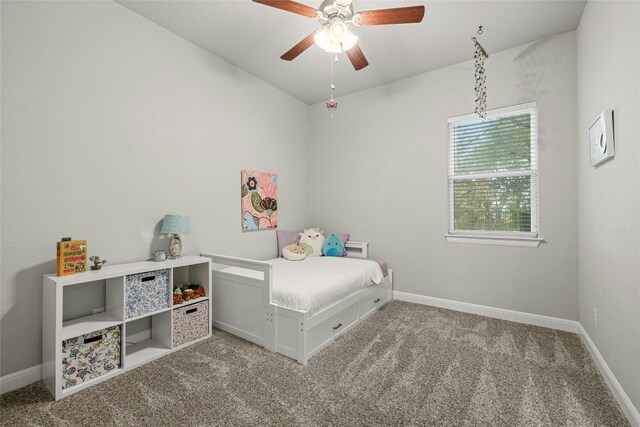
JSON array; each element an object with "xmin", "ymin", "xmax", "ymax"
[
  {"xmin": 308, "ymin": 32, "xmax": 578, "ymax": 320},
  {"xmin": 0, "ymin": 1, "xmax": 310, "ymax": 376},
  {"xmin": 576, "ymin": 1, "xmax": 640, "ymax": 411}
]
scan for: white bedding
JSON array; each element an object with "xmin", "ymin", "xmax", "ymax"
[{"xmin": 269, "ymin": 256, "xmax": 384, "ymax": 314}]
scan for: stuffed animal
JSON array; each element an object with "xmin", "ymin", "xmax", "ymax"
[
  {"xmin": 298, "ymin": 228, "xmax": 325, "ymax": 256},
  {"xmin": 322, "ymin": 234, "xmax": 345, "ymax": 257},
  {"xmin": 283, "ymin": 244, "xmax": 307, "ymax": 261}
]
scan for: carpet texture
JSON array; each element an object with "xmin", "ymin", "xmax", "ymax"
[{"xmin": 1, "ymin": 301, "xmax": 629, "ymax": 426}]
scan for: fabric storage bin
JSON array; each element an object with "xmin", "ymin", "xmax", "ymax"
[
  {"xmin": 126, "ymin": 269, "xmax": 170, "ymax": 319},
  {"xmin": 62, "ymin": 326, "xmax": 121, "ymax": 390},
  {"xmin": 173, "ymin": 300, "xmax": 209, "ymax": 347}
]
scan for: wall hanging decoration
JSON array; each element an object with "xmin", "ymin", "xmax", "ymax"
[
  {"xmin": 472, "ymin": 26, "xmax": 489, "ymax": 119},
  {"xmin": 241, "ymin": 170, "xmax": 278, "ymax": 231},
  {"xmin": 588, "ymin": 110, "xmax": 615, "ymax": 167}
]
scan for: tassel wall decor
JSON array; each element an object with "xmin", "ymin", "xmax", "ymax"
[{"xmin": 472, "ymin": 26, "xmax": 489, "ymax": 119}]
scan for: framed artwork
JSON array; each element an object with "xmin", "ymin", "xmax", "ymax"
[
  {"xmin": 241, "ymin": 170, "xmax": 278, "ymax": 231},
  {"xmin": 589, "ymin": 110, "xmax": 615, "ymax": 167}
]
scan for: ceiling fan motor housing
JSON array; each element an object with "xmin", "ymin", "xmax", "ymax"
[{"xmin": 317, "ymin": 0, "xmax": 354, "ymax": 27}]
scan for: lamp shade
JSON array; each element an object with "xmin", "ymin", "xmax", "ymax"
[{"xmin": 161, "ymin": 215, "xmax": 190, "ymax": 235}]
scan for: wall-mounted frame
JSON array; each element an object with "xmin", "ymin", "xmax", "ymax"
[
  {"xmin": 588, "ymin": 110, "xmax": 615, "ymax": 167},
  {"xmin": 241, "ymin": 170, "xmax": 278, "ymax": 231}
]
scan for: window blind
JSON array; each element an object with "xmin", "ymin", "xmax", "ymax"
[{"xmin": 448, "ymin": 102, "xmax": 538, "ymax": 235}]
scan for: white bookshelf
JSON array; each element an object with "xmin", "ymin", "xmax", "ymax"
[
  {"xmin": 176, "ymin": 296, "xmax": 209, "ymax": 309},
  {"xmin": 126, "ymin": 340, "xmax": 171, "ymax": 369},
  {"xmin": 62, "ymin": 312, "xmax": 122, "ymax": 340},
  {"xmin": 42, "ymin": 255, "xmax": 212, "ymax": 400}
]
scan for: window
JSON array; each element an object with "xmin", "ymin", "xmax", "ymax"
[{"xmin": 446, "ymin": 102, "xmax": 542, "ymax": 247}]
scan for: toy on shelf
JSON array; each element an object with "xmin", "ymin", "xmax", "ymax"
[
  {"xmin": 172, "ymin": 282, "xmax": 206, "ymax": 305},
  {"xmin": 89, "ymin": 255, "xmax": 107, "ymax": 270},
  {"xmin": 173, "ymin": 293, "xmax": 184, "ymax": 305}
]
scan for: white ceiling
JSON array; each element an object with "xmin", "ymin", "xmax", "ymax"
[{"xmin": 118, "ymin": 0, "xmax": 586, "ymax": 104}]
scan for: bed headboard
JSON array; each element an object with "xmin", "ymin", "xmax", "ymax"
[{"xmin": 344, "ymin": 241, "xmax": 368, "ymax": 259}]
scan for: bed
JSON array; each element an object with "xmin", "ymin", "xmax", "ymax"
[{"xmin": 201, "ymin": 241, "xmax": 393, "ymax": 364}]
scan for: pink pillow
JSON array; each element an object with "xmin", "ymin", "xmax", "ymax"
[
  {"xmin": 323, "ymin": 232, "xmax": 350, "ymax": 256},
  {"xmin": 277, "ymin": 230, "xmax": 300, "ymax": 257}
]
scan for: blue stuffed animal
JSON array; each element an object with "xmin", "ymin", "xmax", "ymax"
[{"xmin": 322, "ymin": 234, "xmax": 345, "ymax": 257}]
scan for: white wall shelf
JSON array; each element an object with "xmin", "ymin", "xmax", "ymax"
[{"xmin": 43, "ymin": 255, "xmax": 212, "ymax": 400}]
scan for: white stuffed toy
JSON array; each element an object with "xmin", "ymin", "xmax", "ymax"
[
  {"xmin": 298, "ymin": 227, "xmax": 325, "ymax": 257},
  {"xmin": 283, "ymin": 244, "xmax": 307, "ymax": 261}
]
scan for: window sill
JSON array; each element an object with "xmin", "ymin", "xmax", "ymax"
[{"xmin": 444, "ymin": 234, "xmax": 543, "ymax": 247}]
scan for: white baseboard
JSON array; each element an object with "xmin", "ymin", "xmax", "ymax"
[
  {"xmin": 394, "ymin": 290, "xmax": 638, "ymax": 427},
  {"xmin": 0, "ymin": 364, "xmax": 41, "ymax": 395},
  {"xmin": 393, "ymin": 291, "xmax": 579, "ymax": 333},
  {"xmin": 577, "ymin": 324, "xmax": 640, "ymax": 427}
]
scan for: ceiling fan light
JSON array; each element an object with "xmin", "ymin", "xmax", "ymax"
[
  {"xmin": 314, "ymin": 28, "xmax": 358, "ymax": 53},
  {"xmin": 341, "ymin": 31, "xmax": 358, "ymax": 51},
  {"xmin": 314, "ymin": 29, "xmax": 332, "ymax": 52},
  {"xmin": 329, "ymin": 21, "xmax": 346, "ymax": 42}
]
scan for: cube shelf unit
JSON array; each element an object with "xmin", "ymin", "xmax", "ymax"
[{"xmin": 43, "ymin": 255, "xmax": 211, "ymax": 400}]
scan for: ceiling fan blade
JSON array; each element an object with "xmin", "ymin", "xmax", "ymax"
[
  {"xmin": 346, "ymin": 43, "xmax": 369, "ymax": 71},
  {"xmin": 281, "ymin": 32, "xmax": 317, "ymax": 61},
  {"xmin": 354, "ymin": 6, "xmax": 425, "ymax": 26},
  {"xmin": 253, "ymin": 0, "xmax": 318, "ymax": 18}
]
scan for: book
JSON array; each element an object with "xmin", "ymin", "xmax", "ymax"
[{"xmin": 56, "ymin": 239, "xmax": 87, "ymax": 276}]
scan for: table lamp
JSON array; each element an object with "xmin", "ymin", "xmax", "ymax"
[{"xmin": 161, "ymin": 215, "xmax": 190, "ymax": 258}]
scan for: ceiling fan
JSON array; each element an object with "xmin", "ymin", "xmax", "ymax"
[{"xmin": 253, "ymin": 0, "xmax": 425, "ymax": 71}]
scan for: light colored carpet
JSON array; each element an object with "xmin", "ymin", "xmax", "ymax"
[{"xmin": 1, "ymin": 301, "xmax": 629, "ymax": 426}]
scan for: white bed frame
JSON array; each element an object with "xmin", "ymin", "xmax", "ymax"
[{"xmin": 201, "ymin": 241, "xmax": 393, "ymax": 364}]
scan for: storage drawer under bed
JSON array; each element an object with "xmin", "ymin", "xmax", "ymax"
[
  {"xmin": 358, "ymin": 286, "xmax": 391, "ymax": 320},
  {"xmin": 308, "ymin": 304, "xmax": 359, "ymax": 354}
]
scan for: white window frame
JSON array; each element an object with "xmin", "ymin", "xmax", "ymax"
[{"xmin": 445, "ymin": 101, "xmax": 543, "ymax": 247}]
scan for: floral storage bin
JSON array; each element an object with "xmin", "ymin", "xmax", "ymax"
[
  {"xmin": 126, "ymin": 269, "xmax": 170, "ymax": 319},
  {"xmin": 173, "ymin": 300, "xmax": 209, "ymax": 347},
  {"xmin": 62, "ymin": 326, "xmax": 121, "ymax": 390}
]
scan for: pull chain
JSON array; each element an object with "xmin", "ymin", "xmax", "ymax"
[{"xmin": 326, "ymin": 52, "xmax": 338, "ymax": 117}]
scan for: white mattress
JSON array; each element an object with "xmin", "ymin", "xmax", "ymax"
[{"xmin": 269, "ymin": 256, "xmax": 384, "ymax": 314}]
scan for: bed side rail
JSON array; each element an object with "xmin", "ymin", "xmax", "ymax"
[
  {"xmin": 200, "ymin": 252, "xmax": 272, "ymax": 274},
  {"xmin": 199, "ymin": 252, "xmax": 273, "ymax": 305},
  {"xmin": 201, "ymin": 252, "xmax": 276, "ymax": 351}
]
